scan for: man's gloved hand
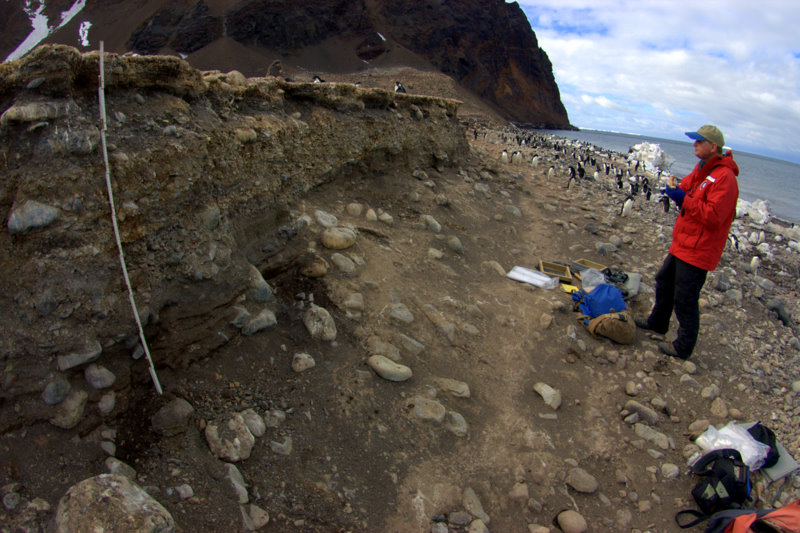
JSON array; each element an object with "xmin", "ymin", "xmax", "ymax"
[{"xmin": 665, "ymin": 185, "xmax": 685, "ymax": 207}]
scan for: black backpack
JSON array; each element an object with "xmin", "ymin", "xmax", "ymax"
[{"xmin": 689, "ymin": 449, "xmax": 752, "ymax": 515}]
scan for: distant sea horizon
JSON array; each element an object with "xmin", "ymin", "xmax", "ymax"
[{"xmin": 538, "ymin": 128, "xmax": 800, "ymax": 225}]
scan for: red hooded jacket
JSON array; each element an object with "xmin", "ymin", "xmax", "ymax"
[{"xmin": 668, "ymin": 151, "xmax": 739, "ymax": 271}]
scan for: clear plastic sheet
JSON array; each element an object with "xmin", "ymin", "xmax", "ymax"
[
  {"xmin": 580, "ymin": 268, "xmax": 605, "ymax": 291},
  {"xmin": 694, "ymin": 421, "xmax": 772, "ymax": 470}
]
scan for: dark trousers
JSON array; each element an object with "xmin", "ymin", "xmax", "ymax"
[{"xmin": 648, "ymin": 254, "xmax": 708, "ymax": 358}]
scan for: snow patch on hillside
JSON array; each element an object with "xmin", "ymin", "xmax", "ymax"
[{"xmin": 5, "ymin": 0, "xmax": 88, "ymax": 62}]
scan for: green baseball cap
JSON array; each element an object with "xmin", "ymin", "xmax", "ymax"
[{"xmin": 685, "ymin": 125, "xmax": 725, "ymax": 148}]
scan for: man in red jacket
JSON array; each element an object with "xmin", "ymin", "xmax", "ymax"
[{"xmin": 636, "ymin": 125, "xmax": 740, "ymax": 359}]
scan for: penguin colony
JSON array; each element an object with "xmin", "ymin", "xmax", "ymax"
[
  {"xmin": 472, "ymin": 123, "xmax": 664, "ymax": 218},
  {"xmin": 465, "ymin": 121, "xmax": 759, "ymax": 261}
]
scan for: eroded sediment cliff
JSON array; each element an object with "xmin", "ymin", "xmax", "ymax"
[{"xmin": 0, "ymin": 44, "xmax": 467, "ymax": 429}]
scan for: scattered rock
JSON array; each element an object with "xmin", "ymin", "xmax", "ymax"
[
  {"xmin": 445, "ymin": 410, "xmax": 468, "ymax": 436},
  {"xmin": 533, "ymin": 382, "xmax": 562, "ymax": 410},
  {"xmin": 57, "ymin": 340, "xmax": 102, "ymax": 371},
  {"xmin": 270, "ymin": 436, "xmax": 293, "ymax": 456},
  {"xmin": 84, "ymin": 364, "xmax": 116, "ymax": 389},
  {"xmin": 432, "ymin": 377, "xmax": 471, "ymax": 398},
  {"xmin": 55, "ymin": 475, "xmax": 174, "ymax": 533},
  {"xmin": 42, "ymin": 378, "xmax": 71, "ymax": 405},
  {"xmin": 411, "ymin": 396, "xmax": 446, "ymax": 424},
  {"xmin": 321, "ymin": 227, "xmax": 357, "ymax": 249},
  {"xmin": 303, "ymin": 304, "xmax": 337, "ymax": 341},
  {"xmin": 205, "ymin": 413, "xmax": 256, "ymax": 462},
  {"xmin": 565, "ymin": 468, "xmax": 598, "ymax": 493},
  {"xmin": 7, "ymin": 200, "xmax": 60, "ymax": 234},
  {"xmin": 224, "ymin": 463, "xmax": 249, "ymax": 504},
  {"xmin": 291, "ymin": 352, "xmax": 316, "ymax": 373},
  {"xmin": 556, "ymin": 509, "xmax": 587, "ymax": 533},
  {"xmin": 50, "ymin": 389, "xmax": 88, "ymax": 429},
  {"xmin": 367, "ymin": 355, "xmax": 412, "ymax": 382},
  {"xmin": 463, "ymin": 487, "xmax": 490, "ymax": 524},
  {"xmin": 239, "ymin": 408, "xmax": 266, "ymax": 438},
  {"xmin": 151, "ymin": 398, "xmax": 195, "ymax": 437}
]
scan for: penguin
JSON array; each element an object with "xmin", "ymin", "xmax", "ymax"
[
  {"xmin": 511, "ymin": 151, "xmax": 522, "ymax": 165},
  {"xmin": 500, "ymin": 149, "xmax": 509, "ymax": 164},
  {"xmin": 620, "ymin": 195, "xmax": 634, "ymax": 217},
  {"xmin": 577, "ymin": 164, "xmax": 585, "ymax": 178},
  {"xmin": 568, "ymin": 166, "xmax": 576, "ymax": 179},
  {"xmin": 728, "ymin": 234, "xmax": 740, "ymax": 252},
  {"xmin": 312, "ymin": 75, "xmax": 325, "ymax": 83},
  {"xmin": 530, "ymin": 155, "xmax": 540, "ymax": 168},
  {"xmin": 547, "ymin": 166, "xmax": 555, "ymax": 178},
  {"xmin": 750, "ymin": 256, "xmax": 761, "ymax": 276},
  {"xmin": 394, "ymin": 81, "xmax": 407, "ymax": 93}
]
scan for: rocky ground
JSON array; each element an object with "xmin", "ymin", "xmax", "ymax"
[{"xmin": 1, "ymin": 46, "xmax": 800, "ymax": 532}]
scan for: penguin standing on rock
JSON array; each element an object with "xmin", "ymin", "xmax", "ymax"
[
  {"xmin": 394, "ymin": 81, "xmax": 407, "ymax": 93},
  {"xmin": 312, "ymin": 75, "xmax": 325, "ymax": 83},
  {"xmin": 500, "ymin": 149, "xmax": 509, "ymax": 164}
]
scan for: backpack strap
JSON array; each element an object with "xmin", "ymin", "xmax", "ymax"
[
  {"xmin": 675, "ymin": 509, "xmax": 708, "ymax": 529},
  {"xmin": 692, "ymin": 448, "xmax": 743, "ymax": 475}
]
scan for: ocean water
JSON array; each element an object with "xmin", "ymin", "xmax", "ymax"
[{"xmin": 539, "ymin": 129, "xmax": 800, "ymax": 225}]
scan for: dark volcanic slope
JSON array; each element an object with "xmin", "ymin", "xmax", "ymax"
[{"xmin": 6, "ymin": 0, "xmax": 571, "ymax": 128}]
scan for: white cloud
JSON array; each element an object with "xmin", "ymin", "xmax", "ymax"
[{"xmin": 514, "ymin": 0, "xmax": 800, "ymax": 163}]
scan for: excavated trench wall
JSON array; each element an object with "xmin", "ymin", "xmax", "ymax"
[{"xmin": 0, "ymin": 45, "xmax": 468, "ymax": 432}]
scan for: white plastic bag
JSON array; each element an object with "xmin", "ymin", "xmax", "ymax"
[
  {"xmin": 507, "ymin": 266, "xmax": 559, "ymax": 289},
  {"xmin": 694, "ymin": 422, "xmax": 771, "ymax": 470}
]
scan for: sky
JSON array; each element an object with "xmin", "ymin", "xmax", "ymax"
[{"xmin": 513, "ymin": 0, "xmax": 800, "ymax": 164}]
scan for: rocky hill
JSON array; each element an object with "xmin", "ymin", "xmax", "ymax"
[
  {"xmin": 1, "ymin": 45, "xmax": 800, "ymax": 532},
  {"xmin": 1, "ymin": 0, "xmax": 571, "ymax": 128}
]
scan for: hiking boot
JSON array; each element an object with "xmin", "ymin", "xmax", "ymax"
[
  {"xmin": 658, "ymin": 341, "xmax": 689, "ymax": 360},
  {"xmin": 635, "ymin": 317, "xmax": 668, "ymax": 335}
]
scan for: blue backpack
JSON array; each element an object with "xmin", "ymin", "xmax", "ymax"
[{"xmin": 572, "ymin": 283, "xmax": 626, "ymax": 324}]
